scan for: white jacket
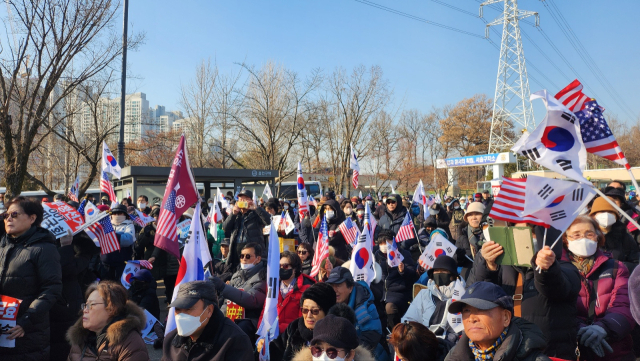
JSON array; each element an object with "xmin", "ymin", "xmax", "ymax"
[{"xmin": 112, "ymin": 218, "xmax": 136, "ymax": 247}]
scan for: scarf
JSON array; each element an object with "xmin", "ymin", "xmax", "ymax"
[
  {"xmin": 297, "ymin": 317, "xmax": 314, "ymax": 344},
  {"xmin": 569, "ymin": 252, "xmax": 595, "ymax": 276},
  {"xmin": 469, "ymin": 327, "xmax": 508, "ymax": 361}
]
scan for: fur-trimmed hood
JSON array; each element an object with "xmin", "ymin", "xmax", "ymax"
[
  {"xmin": 66, "ymin": 300, "xmax": 146, "ymax": 347},
  {"xmin": 293, "ymin": 345, "xmax": 375, "ymax": 360},
  {"xmin": 342, "ymin": 260, "xmax": 383, "ymax": 283}
]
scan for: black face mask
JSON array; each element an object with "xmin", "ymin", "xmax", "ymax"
[
  {"xmin": 433, "ymin": 273, "xmax": 453, "ymax": 287},
  {"xmin": 279, "ymin": 268, "xmax": 294, "ymax": 280},
  {"xmin": 129, "ymin": 280, "xmax": 145, "ymax": 293}
]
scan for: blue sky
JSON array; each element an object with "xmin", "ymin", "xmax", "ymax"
[{"xmin": 64, "ymin": 1, "xmax": 640, "ymax": 124}]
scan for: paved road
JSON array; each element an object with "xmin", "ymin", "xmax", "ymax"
[{"xmin": 146, "ymin": 280, "xmax": 169, "ymax": 361}]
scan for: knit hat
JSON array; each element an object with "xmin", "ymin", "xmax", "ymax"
[
  {"xmin": 97, "ymin": 204, "xmax": 110, "ymax": 212},
  {"xmin": 377, "ymin": 229, "xmax": 395, "ymax": 244},
  {"xmin": 300, "ymin": 283, "xmax": 336, "ymax": 314},
  {"xmin": 427, "ymin": 255, "xmax": 458, "ymax": 278},
  {"xmin": 474, "ymin": 193, "xmax": 482, "ymax": 199},
  {"xmin": 604, "ymin": 187, "xmax": 625, "ymax": 204},
  {"xmin": 311, "ymin": 315, "xmax": 360, "ymax": 350},
  {"xmin": 589, "ymin": 196, "xmax": 618, "ymax": 219},
  {"xmin": 424, "ymin": 216, "xmax": 438, "ymax": 229}
]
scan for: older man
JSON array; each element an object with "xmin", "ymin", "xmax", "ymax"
[
  {"xmin": 223, "ymin": 189, "xmax": 271, "ymax": 264},
  {"xmin": 162, "ymin": 281, "xmax": 253, "ymax": 361},
  {"xmin": 445, "ymin": 281, "xmax": 550, "ymax": 361}
]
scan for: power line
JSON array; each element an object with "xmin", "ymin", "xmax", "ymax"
[
  {"xmin": 353, "ymin": 0, "xmax": 485, "ymax": 39},
  {"xmin": 520, "ymin": 28, "xmax": 570, "ymax": 83}
]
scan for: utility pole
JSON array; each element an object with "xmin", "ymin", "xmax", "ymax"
[
  {"xmin": 117, "ymin": 0, "xmax": 129, "ymax": 166},
  {"xmin": 480, "ymin": 0, "xmax": 538, "ymax": 155}
]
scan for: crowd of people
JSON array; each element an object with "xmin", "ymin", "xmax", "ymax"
[{"xmin": 1, "ymin": 182, "xmax": 640, "ymax": 361}]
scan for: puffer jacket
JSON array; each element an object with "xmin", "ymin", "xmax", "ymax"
[
  {"xmin": 293, "ymin": 345, "xmax": 374, "ymax": 361},
  {"xmin": 371, "ymin": 247, "xmax": 417, "ymax": 306},
  {"xmin": 562, "ymin": 249, "xmax": 635, "ymax": 361},
  {"xmin": 223, "ymin": 206, "xmax": 271, "ymax": 266},
  {"xmin": 467, "ymin": 248, "xmax": 581, "ymax": 360},
  {"xmin": 258, "ymin": 273, "xmax": 316, "ymax": 334},
  {"xmin": 220, "ymin": 260, "xmax": 268, "ymax": 328},
  {"xmin": 269, "ymin": 316, "xmax": 314, "ymax": 361},
  {"xmin": 66, "ymin": 301, "xmax": 148, "ymax": 361},
  {"xmin": 375, "ymin": 194, "xmax": 418, "ymax": 252},
  {"xmin": 348, "ymin": 281, "xmax": 388, "ymax": 361},
  {"xmin": 602, "ymin": 221, "xmax": 639, "ymax": 273},
  {"xmin": 0, "ymin": 226, "xmax": 62, "ymax": 361},
  {"xmin": 162, "ymin": 307, "xmax": 253, "ymax": 361},
  {"xmin": 444, "ymin": 317, "xmax": 551, "ymax": 361},
  {"xmin": 313, "ymin": 199, "xmax": 349, "ymax": 260}
]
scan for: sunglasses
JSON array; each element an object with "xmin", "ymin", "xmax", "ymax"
[
  {"xmin": 301, "ymin": 307, "xmax": 322, "ymax": 315},
  {"xmin": 297, "ymin": 250, "xmax": 308, "ymax": 255},
  {"xmin": 239, "ymin": 254, "xmax": 254, "ymax": 260},
  {"xmin": 310, "ymin": 345, "xmax": 345, "ymax": 359},
  {"xmin": 280, "ymin": 264, "xmax": 292, "ymax": 269},
  {"xmin": 2, "ymin": 211, "xmax": 23, "ymax": 220}
]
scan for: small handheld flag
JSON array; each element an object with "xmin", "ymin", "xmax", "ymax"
[
  {"xmin": 310, "ymin": 216, "xmax": 329, "ymax": 278},
  {"xmin": 387, "ymin": 237, "xmax": 404, "ymax": 268}
]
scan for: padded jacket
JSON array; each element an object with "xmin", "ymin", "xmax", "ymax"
[{"xmin": 220, "ymin": 260, "xmax": 268, "ymax": 328}]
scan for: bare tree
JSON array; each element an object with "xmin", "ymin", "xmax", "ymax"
[{"xmin": 0, "ymin": 0, "xmax": 143, "ymax": 199}]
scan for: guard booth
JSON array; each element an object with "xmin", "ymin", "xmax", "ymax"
[
  {"xmin": 112, "ymin": 166, "xmax": 278, "ymax": 205},
  {"xmin": 436, "ymin": 152, "xmax": 516, "ymax": 196}
]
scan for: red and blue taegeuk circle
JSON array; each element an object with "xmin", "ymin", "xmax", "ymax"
[
  {"xmin": 541, "ymin": 126, "xmax": 574, "ymax": 152},
  {"xmin": 107, "ymin": 154, "xmax": 118, "ymax": 167},
  {"xmin": 546, "ymin": 195, "xmax": 564, "ymax": 208},
  {"xmin": 355, "ymin": 248, "xmax": 369, "ymax": 269}
]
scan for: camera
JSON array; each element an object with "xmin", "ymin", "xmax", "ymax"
[{"xmin": 237, "ymin": 201, "xmax": 248, "ymax": 209}]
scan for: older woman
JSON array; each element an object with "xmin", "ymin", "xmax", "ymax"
[
  {"xmin": 66, "ymin": 281, "xmax": 148, "ymax": 360},
  {"xmin": 561, "ymin": 215, "xmax": 635, "ymax": 360},
  {"xmin": 293, "ymin": 314, "xmax": 373, "ymax": 361},
  {"xmin": 389, "ymin": 321, "xmax": 446, "ymax": 361},
  {"xmin": 267, "ymin": 283, "xmax": 336, "ymax": 361},
  {"xmin": 0, "ymin": 197, "xmax": 62, "ymax": 361}
]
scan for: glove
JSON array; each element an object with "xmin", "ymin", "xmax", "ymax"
[
  {"xmin": 578, "ymin": 324, "xmax": 607, "ymax": 348},
  {"xmin": 209, "ymin": 276, "xmax": 226, "ymax": 292},
  {"xmin": 587, "ymin": 339, "xmax": 613, "ymax": 357}
]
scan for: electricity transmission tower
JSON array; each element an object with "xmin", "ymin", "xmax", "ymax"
[{"xmin": 480, "ymin": 0, "xmax": 539, "ymax": 154}]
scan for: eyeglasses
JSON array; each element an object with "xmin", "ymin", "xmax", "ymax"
[
  {"xmin": 239, "ymin": 254, "xmax": 254, "ymax": 260},
  {"xmin": 280, "ymin": 264, "xmax": 292, "ymax": 269},
  {"xmin": 567, "ymin": 231, "xmax": 597, "ymax": 240},
  {"xmin": 297, "ymin": 250, "xmax": 308, "ymax": 255},
  {"xmin": 301, "ymin": 307, "xmax": 322, "ymax": 315},
  {"xmin": 310, "ymin": 345, "xmax": 345, "ymax": 360},
  {"xmin": 80, "ymin": 302, "xmax": 104, "ymax": 311},
  {"xmin": 2, "ymin": 211, "xmax": 24, "ymax": 220}
]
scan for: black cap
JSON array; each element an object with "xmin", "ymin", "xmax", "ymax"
[
  {"xmin": 448, "ymin": 281, "xmax": 514, "ymax": 314},
  {"xmin": 220, "ymin": 237, "xmax": 230, "ymax": 246},
  {"xmin": 311, "ymin": 315, "xmax": 359, "ymax": 350},
  {"xmin": 169, "ymin": 281, "xmax": 218, "ymax": 309},
  {"xmin": 325, "ymin": 267, "xmax": 353, "ymax": 284},
  {"xmin": 238, "ymin": 189, "xmax": 253, "ymax": 199},
  {"xmin": 427, "ymin": 255, "xmax": 458, "ymax": 278},
  {"xmin": 149, "ymin": 208, "xmax": 160, "ymax": 218},
  {"xmin": 111, "ymin": 204, "xmax": 129, "ymax": 217},
  {"xmin": 604, "ymin": 187, "xmax": 625, "ymax": 203}
]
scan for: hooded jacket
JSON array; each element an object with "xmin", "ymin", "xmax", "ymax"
[
  {"xmin": 66, "ymin": 301, "xmax": 149, "ymax": 361},
  {"xmin": 561, "ymin": 249, "xmax": 635, "ymax": 361},
  {"xmin": 467, "ymin": 247, "xmax": 581, "ymax": 360},
  {"xmin": 313, "ymin": 199, "xmax": 349, "ymax": 260},
  {"xmin": 220, "ymin": 260, "xmax": 268, "ymax": 328},
  {"xmin": 0, "ymin": 226, "xmax": 62, "ymax": 361},
  {"xmin": 162, "ymin": 307, "xmax": 254, "ymax": 361},
  {"xmin": 444, "ymin": 317, "xmax": 551, "ymax": 361}
]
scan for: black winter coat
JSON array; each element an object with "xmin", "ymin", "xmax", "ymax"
[
  {"xmin": 300, "ymin": 259, "xmax": 312, "ymax": 276},
  {"xmin": 467, "ymin": 250, "xmax": 581, "ymax": 359},
  {"xmin": 162, "ymin": 307, "xmax": 254, "ymax": 361},
  {"xmin": 269, "ymin": 316, "xmax": 314, "ymax": 361},
  {"xmin": 313, "ymin": 199, "xmax": 350, "ymax": 260},
  {"xmin": 223, "ymin": 207, "xmax": 271, "ymax": 266},
  {"xmin": 603, "ymin": 221, "xmax": 639, "ymax": 272},
  {"xmin": 294, "ymin": 206, "xmax": 317, "ymax": 245},
  {"xmin": 134, "ymin": 223, "xmax": 156, "ymax": 261},
  {"xmin": 445, "ymin": 317, "xmax": 551, "ymax": 361},
  {"xmin": 128, "ymin": 281, "xmax": 161, "ymax": 319},
  {"xmin": 376, "ymin": 194, "xmax": 418, "ymax": 251},
  {"xmin": 0, "ymin": 226, "xmax": 62, "ymax": 361},
  {"xmin": 220, "ymin": 260, "xmax": 268, "ymax": 328},
  {"xmin": 151, "ymin": 243, "xmax": 180, "ymax": 279},
  {"xmin": 371, "ymin": 248, "xmax": 417, "ymax": 305}
]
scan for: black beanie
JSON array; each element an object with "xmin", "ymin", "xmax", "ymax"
[
  {"xmin": 300, "ymin": 283, "xmax": 336, "ymax": 314},
  {"xmin": 311, "ymin": 315, "xmax": 359, "ymax": 350}
]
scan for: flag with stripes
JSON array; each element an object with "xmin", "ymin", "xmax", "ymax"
[
  {"xmin": 90, "ymin": 216, "xmax": 121, "ymax": 255},
  {"xmin": 129, "ymin": 210, "xmax": 145, "ymax": 227},
  {"xmin": 156, "ymin": 188, "xmax": 179, "ymax": 252},
  {"xmin": 310, "ymin": 216, "xmax": 329, "ymax": 278},
  {"xmin": 339, "ymin": 217, "xmax": 359, "ymax": 246},
  {"xmin": 100, "ymin": 171, "xmax": 116, "ymax": 202},
  {"xmin": 350, "ymin": 144, "xmax": 360, "ymax": 189},
  {"xmin": 135, "ymin": 209, "xmax": 155, "ymax": 225},
  {"xmin": 575, "ymin": 99, "xmax": 630, "ymax": 170},
  {"xmin": 136, "ymin": 260, "xmax": 153, "ymax": 269},
  {"xmin": 489, "ymin": 177, "xmax": 549, "ymax": 227},
  {"xmin": 68, "ymin": 176, "xmax": 80, "ymax": 202},
  {"xmin": 395, "ymin": 212, "xmax": 415, "ymax": 242},
  {"xmin": 554, "ymin": 79, "xmax": 591, "ymax": 112}
]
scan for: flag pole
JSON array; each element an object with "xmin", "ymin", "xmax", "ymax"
[{"xmin": 627, "ymin": 169, "xmax": 640, "ymax": 196}]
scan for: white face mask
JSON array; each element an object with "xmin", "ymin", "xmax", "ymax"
[
  {"xmin": 595, "ymin": 212, "xmax": 616, "ymax": 228},
  {"xmin": 175, "ymin": 308, "xmax": 207, "ymax": 336},
  {"xmin": 291, "ymin": 203, "xmax": 296, "ymax": 207},
  {"xmin": 325, "ymin": 211, "xmax": 335, "ymax": 220},
  {"xmin": 454, "ymin": 205, "xmax": 460, "ymax": 210},
  {"xmin": 240, "ymin": 262, "xmax": 256, "ymax": 270},
  {"xmin": 344, "ymin": 208, "xmax": 352, "ymax": 215},
  {"xmin": 313, "ymin": 353, "xmax": 345, "ymax": 361},
  {"xmin": 208, "ymin": 203, "xmax": 214, "ymax": 209},
  {"xmin": 366, "ymin": 201, "xmax": 372, "ymax": 206},
  {"xmin": 112, "ymin": 215, "xmax": 126, "ymax": 224},
  {"xmin": 284, "ymin": 205, "xmax": 289, "ymax": 210},
  {"xmin": 429, "ymin": 209, "xmax": 438, "ymax": 216},
  {"xmin": 379, "ymin": 244, "xmax": 388, "ymax": 253},
  {"xmin": 137, "ymin": 202, "xmax": 147, "ymax": 209},
  {"xmin": 357, "ymin": 211, "xmax": 364, "ymax": 217},
  {"xmin": 567, "ymin": 238, "xmax": 598, "ymax": 257}
]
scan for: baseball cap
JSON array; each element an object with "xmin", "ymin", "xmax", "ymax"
[
  {"xmin": 448, "ymin": 281, "xmax": 514, "ymax": 314},
  {"xmin": 238, "ymin": 189, "xmax": 253, "ymax": 199},
  {"xmin": 220, "ymin": 237, "xmax": 230, "ymax": 246},
  {"xmin": 325, "ymin": 267, "xmax": 353, "ymax": 284},
  {"xmin": 169, "ymin": 281, "xmax": 218, "ymax": 309}
]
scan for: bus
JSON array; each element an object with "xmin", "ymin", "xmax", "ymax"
[{"xmin": 272, "ymin": 181, "xmax": 322, "ymax": 200}]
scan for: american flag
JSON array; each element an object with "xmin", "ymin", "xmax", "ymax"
[
  {"xmin": 310, "ymin": 216, "xmax": 329, "ymax": 278},
  {"xmin": 350, "ymin": 144, "xmax": 360, "ymax": 189},
  {"xmin": 395, "ymin": 212, "xmax": 415, "ymax": 242},
  {"xmin": 93, "ymin": 217, "xmax": 121, "ymax": 255},
  {"xmin": 156, "ymin": 189, "xmax": 179, "ymax": 246},
  {"xmin": 100, "ymin": 171, "xmax": 116, "ymax": 202},
  {"xmin": 68, "ymin": 176, "xmax": 80, "ymax": 202},
  {"xmin": 339, "ymin": 217, "xmax": 359, "ymax": 246},
  {"xmin": 129, "ymin": 211, "xmax": 145, "ymax": 227},
  {"xmin": 555, "ymin": 79, "xmax": 591, "ymax": 112},
  {"xmin": 488, "ymin": 177, "xmax": 548, "ymax": 227},
  {"xmin": 137, "ymin": 260, "xmax": 153, "ymax": 269},
  {"xmin": 576, "ymin": 99, "xmax": 630, "ymax": 170}
]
